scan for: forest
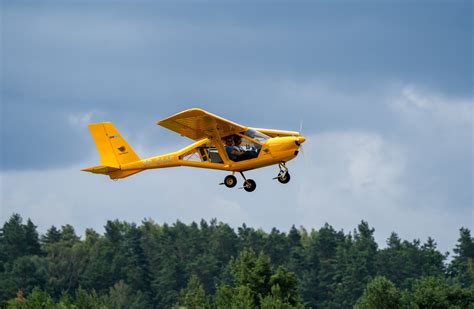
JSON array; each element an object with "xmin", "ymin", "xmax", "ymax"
[{"xmin": 0, "ymin": 213, "xmax": 473, "ymax": 308}]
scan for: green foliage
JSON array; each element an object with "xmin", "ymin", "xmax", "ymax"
[
  {"xmin": 173, "ymin": 274, "xmax": 209, "ymax": 309},
  {"xmin": 449, "ymin": 228, "xmax": 474, "ymax": 287},
  {"xmin": 332, "ymin": 221, "xmax": 378, "ymax": 307},
  {"xmin": 214, "ymin": 284, "xmax": 235, "ymax": 308},
  {"xmin": 269, "ymin": 267, "xmax": 299, "ymax": 306},
  {"xmin": 41, "ymin": 226, "xmax": 62, "ymax": 246},
  {"xmin": 73, "ymin": 287, "xmax": 108, "ymax": 309},
  {"xmin": 376, "ymin": 233, "xmax": 447, "ymax": 290},
  {"xmin": 0, "ymin": 214, "xmax": 41, "ymax": 264},
  {"xmin": 354, "ymin": 276, "xmax": 401, "ymax": 309},
  {"xmin": 0, "ymin": 214, "xmax": 473, "ymax": 309},
  {"xmin": 45, "ymin": 240, "xmax": 87, "ymax": 297},
  {"xmin": 219, "ymin": 249, "xmax": 302, "ymax": 308},
  {"xmin": 410, "ymin": 276, "xmax": 474, "ymax": 309},
  {"xmin": 231, "ymin": 285, "xmax": 255, "ymax": 308},
  {"xmin": 299, "ymin": 222, "xmax": 344, "ymax": 307},
  {"xmin": 6, "ymin": 288, "xmax": 55, "ymax": 309},
  {"xmin": 231, "ymin": 249, "xmax": 272, "ymax": 306},
  {"xmin": 260, "ymin": 285, "xmax": 304, "ymax": 309},
  {"xmin": 105, "ymin": 280, "xmax": 149, "ymax": 309}
]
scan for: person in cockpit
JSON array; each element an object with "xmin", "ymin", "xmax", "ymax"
[
  {"xmin": 223, "ymin": 135, "xmax": 256, "ymax": 162},
  {"xmin": 233, "ymin": 135, "xmax": 258, "ymax": 160}
]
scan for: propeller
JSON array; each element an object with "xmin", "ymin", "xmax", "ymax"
[{"xmin": 298, "ymin": 120, "xmax": 311, "ymax": 167}]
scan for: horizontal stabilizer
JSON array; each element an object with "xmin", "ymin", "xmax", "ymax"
[{"xmin": 81, "ymin": 165, "xmax": 120, "ymax": 175}]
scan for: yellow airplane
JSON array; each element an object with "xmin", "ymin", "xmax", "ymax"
[{"xmin": 82, "ymin": 108, "xmax": 306, "ymax": 192}]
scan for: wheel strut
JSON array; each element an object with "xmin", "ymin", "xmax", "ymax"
[
  {"xmin": 239, "ymin": 172, "xmax": 256, "ymax": 192},
  {"xmin": 274, "ymin": 162, "xmax": 291, "ymax": 184}
]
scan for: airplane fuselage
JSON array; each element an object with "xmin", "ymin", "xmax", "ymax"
[{"xmin": 119, "ymin": 135, "xmax": 305, "ymax": 174}]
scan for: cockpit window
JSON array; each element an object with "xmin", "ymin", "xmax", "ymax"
[{"xmin": 244, "ymin": 129, "xmax": 270, "ymax": 143}]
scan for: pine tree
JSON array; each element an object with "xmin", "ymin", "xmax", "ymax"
[
  {"xmin": 231, "ymin": 249, "xmax": 273, "ymax": 306},
  {"xmin": 311, "ymin": 221, "xmax": 379, "ymax": 308},
  {"xmin": 449, "ymin": 227, "xmax": 474, "ymax": 287},
  {"xmin": 375, "ymin": 232, "xmax": 406, "ymax": 286},
  {"xmin": 420, "ymin": 237, "xmax": 446, "ymax": 277},
  {"xmin": 264, "ymin": 228, "xmax": 290, "ymax": 266},
  {"xmin": 24, "ymin": 219, "xmax": 41, "ymax": 256},
  {"xmin": 123, "ymin": 224, "xmax": 152, "ymax": 295},
  {"xmin": 173, "ymin": 274, "xmax": 209, "ymax": 309},
  {"xmin": 0, "ymin": 214, "xmax": 27, "ymax": 263},
  {"xmin": 300, "ymin": 223, "xmax": 343, "ymax": 308},
  {"xmin": 41, "ymin": 226, "xmax": 62, "ymax": 246}
]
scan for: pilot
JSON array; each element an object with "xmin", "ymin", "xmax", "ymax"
[
  {"xmin": 223, "ymin": 136, "xmax": 246, "ymax": 162},
  {"xmin": 233, "ymin": 135, "xmax": 258, "ymax": 160}
]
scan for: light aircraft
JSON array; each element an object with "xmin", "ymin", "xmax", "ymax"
[{"xmin": 82, "ymin": 108, "xmax": 306, "ymax": 192}]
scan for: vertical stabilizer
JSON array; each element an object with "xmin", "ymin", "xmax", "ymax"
[{"xmin": 87, "ymin": 122, "xmax": 140, "ymax": 168}]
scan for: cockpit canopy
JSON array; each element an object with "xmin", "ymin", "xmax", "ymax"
[{"xmin": 244, "ymin": 128, "xmax": 270, "ymax": 143}]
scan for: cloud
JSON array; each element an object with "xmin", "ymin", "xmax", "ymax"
[
  {"xmin": 392, "ymin": 85, "xmax": 473, "ymax": 127},
  {"xmin": 296, "ymin": 131, "xmax": 404, "ymax": 235},
  {"xmin": 294, "ymin": 130, "xmax": 472, "ymax": 252},
  {"xmin": 2, "ymin": 2, "xmax": 472, "ymax": 169},
  {"xmin": 68, "ymin": 112, "xmax": 93, "ymax": 128}
]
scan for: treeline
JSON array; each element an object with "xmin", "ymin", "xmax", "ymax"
[{"xmin": 0, "ymin": 214, "xmax": 473, "ymax": 308}]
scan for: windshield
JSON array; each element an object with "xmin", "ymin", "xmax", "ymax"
[{"xmin": 244, "ymin": 129, "xmax": 270, "ymax": 143}]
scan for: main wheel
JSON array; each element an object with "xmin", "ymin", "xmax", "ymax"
[
  {"xmin": 278, "ymin": 172, "xmax": 291, "ymax": 184},
  {"xmin": 243, "ymin": 179, "xmax": 257, "ymax": 192},
  {"xmin": 224, "ymin": 175, "xmax": 237, "ymax": 188}
]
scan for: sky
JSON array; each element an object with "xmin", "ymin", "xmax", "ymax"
[{"xmin": 1, "ymin": 0, "xmax": 473, "ymax": 256}]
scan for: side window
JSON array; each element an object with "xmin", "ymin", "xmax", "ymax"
[{"xmin": 198, "ymin": 146, "xmax": 223, "ymax": 163}]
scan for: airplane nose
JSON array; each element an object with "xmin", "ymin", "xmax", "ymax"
[{"xmin": 295, "ymin": 136, "xmax": 306, "ymax": 146}]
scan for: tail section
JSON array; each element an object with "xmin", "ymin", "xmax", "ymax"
[{"xmin": 82, "ymin": 122, "xmax": 142, "ymax": 179}]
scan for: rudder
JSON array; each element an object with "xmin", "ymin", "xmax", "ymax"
[{"xmin": 87, "ymin": 122, "xmax": 140, "ymax": 168}]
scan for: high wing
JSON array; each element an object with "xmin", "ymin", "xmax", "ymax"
[
  {"xmin": 157, "ymin": 108, "xmax": 248, "ymax": 141},
  {"xmin": 253, "ymin": 128, "xmax": 300, "ymax": 138}
]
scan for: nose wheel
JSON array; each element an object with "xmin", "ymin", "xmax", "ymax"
[
  {"xmin": 277, "ymin": 172, "xmax": 291, "ymax": 184},
  {"xmin": 274, "ymin": 163, "xmax": 291, "ymax": 184}
]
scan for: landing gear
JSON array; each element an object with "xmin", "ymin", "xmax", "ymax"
[
  {"xmin": 223, "ymin": 175, "xmax": 237, "ymax": 188},
  {"xmin": 243, "ymin": 179, "xmax": 257, "ymax": 192},
  {"xmin": 278, "ymin": 172, "xmax": 290, "ymax": 184},
  {"xmin": 274, "ymin": 162, "xmax": 291, "ymax": 184},
  {"xmin": 240, "ymin": 172, "xmax": 256, "ymax": 192},
  {"xmin": 220, "ymin": 172, "xmax": 256, "ymax": 192}
]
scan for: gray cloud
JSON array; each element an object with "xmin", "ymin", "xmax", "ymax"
[{"xmin": 2, "ymin": 1, "xmax": 472, "ymax": 169}]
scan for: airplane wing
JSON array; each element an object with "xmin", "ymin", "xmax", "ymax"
[
  {"xmin": 157, "ymin": 108, "xmax": 248, "ymax": 140},
  {"xmin": 253, "ymin": 128, "xmax": 300, "ymax": 138}
]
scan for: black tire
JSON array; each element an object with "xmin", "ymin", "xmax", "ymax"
[
  {"xmin": 278, "ymin": 172, "xmax": 291, "ymax": 184},
  {"xmin": 224, "ymin": 175, "xmax": 237, "ymax": 188},
  {"xmin": 243, "ymin": 179, "xmax": 257, "ymax": 192}
]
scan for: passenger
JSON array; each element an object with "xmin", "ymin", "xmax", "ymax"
[
  {"xmin": 223, "ymin": 135, "xmax": 255, "ymax": 162},
  {"xmin": 223, "ymin": 136, "xmax": 239, "ymax": 161}
]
